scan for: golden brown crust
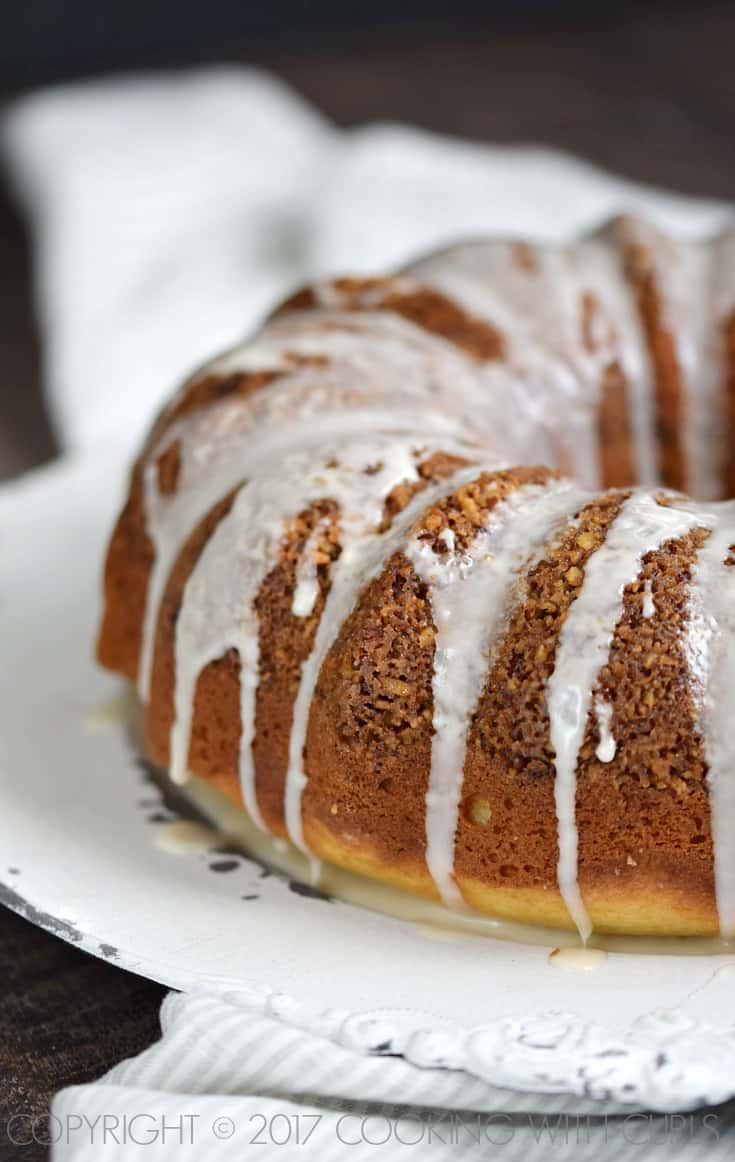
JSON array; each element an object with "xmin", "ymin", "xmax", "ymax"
[
  {"xmin": 144, "ymin": 452, "xmax": 474, "ymax": 833},
  {"xmin": 623, "ymin": 238, "xmax": 687, "ymax": 491},
  {"xmin": 302, "ymin": 468, "xmax": 560, "ymax": 876},
  {"xmin": 454, "ymin": 492, "xmax": 628, "ymax": 898},
  {"xmin": 358, "ymin": 283, "xmax": 506, "ymax": 362},
  {"xmin": 103, "ymin": 446, "xmax": 722, "ymax": 934},
  {"xmin": 596, "ymin": 361, "xmax": 636, "ymax": 489},
  {"xmin": 252, "ymin": 501, "xmax": 342, "ymax": 831},
  {"xmin": 96, "ymin": 468, "xmax": 153, "ymax": 681},
  {"xmin": 146, "ymin": 491, "xmax": 240, "ymax": 777},
  {"xmin": 199, "ymin": 778, "xmax": 718, "ymax": 935},
  {"xmin": 276, "ymin": 276, "xmax": 506, "ymax": 361},
  {"xmin": 96, "ymin": 367, "xmax": 285, "ymax": 680},
  {"xmin": 580, "ymin": 288, "xmax": 637, "ymax": 490},
  {"xmin": 576, "ymin": 524, "xmax": 715, "ymax": 930}
]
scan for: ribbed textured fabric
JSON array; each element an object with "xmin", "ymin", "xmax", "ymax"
[
  {"xmin": 2, "ymin": 66, "xmax": 727, "ymax": 459},
  {"xmin": 51, "ymin": 992, "xmax": 735, "ymax": 1161}
]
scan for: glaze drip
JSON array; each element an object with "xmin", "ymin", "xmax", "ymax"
[
  {"xmin": 171, "ymin": 434, "xmax": 477, "ymax": 829},
  {"xmin": 291, "ymin": 517, "xmax": 332, "ymax": 618},
  {"xmin": 406, "ymin": 480, "xmax": 588, "ymax": 907},
  {"xmin": 283, "ymin": 465, "xmax": 483, "ymax": 852},
  {"xmin": 137, "ymin": 303, "xmax": 526, "ymax": 700},
  {"xmin": 547, "ymin": 492, "xmax": 709, "ymax": 940},
  {"xmin": 686, "ymin": 505, "xmax": 735, "ymax": 937},
  {"xmin": 642, "ymin": 577, "xmax": 656, "ymax": 618},
  {"xmin": 594, "ymin": 698, "xmax": 616, "ymax": 764}
]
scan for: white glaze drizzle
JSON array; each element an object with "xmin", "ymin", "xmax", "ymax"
[
  {"xmin": 140, "ymin": 406, "xmax": 455, "ymax": 702},
  {"xmin": 292, "ymin": 516, "xmax": 331, "ymax": 618},
  {"xmin": 642, "ymin": 577, "xmax": 656, "ymax": 619},
  {"xmin": 177, "ymin": 771, "xmax": 735, "ymax": 955},
  {"xmin": 616, "ymin": 217, "xmax": 723, "ymax": 501},
  {"xmin": 547, "ymin": 492, "xmax": 708, "ymax": 940},
  {"xmin": 137, "ymin": 304, "xmax": 528, "ymax": 700},
  {"xmin": 411, "ymin": 221, "xmax": 729, "ymax": 499},
  {"xmin": 406, "ymin": 480, "xmax": 588, "ymax": 907},
  {"xmin": 685, "ymin": 504, "xmax": 735, "ymax": 937},
  {"xmin": 409, "ymin": 228, "xmax": 663, "ymax": 491},
  {"xmin": 573, "ymin": 228, "xmax": 658, "ymax": 487},
  {"xmin": 664, "ymin": 238, "xmax": 720, "ymax": 502},
  {"xmin": 594, "ymin": 698, "xmax": 616, "ymax": 764},
  {"xmin": 410, "ymin": 242, "xmax": 601, "ymax": 488},
  {"xmin": 154, "ymin": 820, "xmax": 221, "ymax": 855},
  {"xmin": 170, "ymin": 433, "xmax": 469, "ymax": 829},
  {"xmin": 680, "ymin": 240, "xmax": 723, "ymax": 502},
  {"xmin": 140, "ymin": 221, "xmax": 707, "ymax": 697},
  {"xmin": 284, "ymin": 466, "xmax": 484, "ymax": 852},
  {"xmin": 548, "ymin": 946, "xmax": 608, "ymax": 971}
]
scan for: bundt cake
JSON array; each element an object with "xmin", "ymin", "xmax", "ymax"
[{"xmin": 97, "ymin": 213, "xmax": 735, "ymax": 939}]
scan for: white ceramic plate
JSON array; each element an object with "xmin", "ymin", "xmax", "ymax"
[{"xmin": 3, "ymin": 450, "xmax": 735, "ymax": 1111}]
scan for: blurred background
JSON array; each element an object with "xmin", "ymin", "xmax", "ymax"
[{"xmin": 1, "ymin": 0, "xmax": 734, "ymax": 479}]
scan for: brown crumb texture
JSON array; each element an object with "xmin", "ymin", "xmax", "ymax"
[
  {"xmin": 96, "ymin": 467, "xmax": 153, "ymax": 680},
  {"xmin": 252, "ymin": 502, "xmax": 342, "ymax": 831},
  {"xmin": 454, "ymin": 491, "xmax": 628, "ymax": 893},
  {"xmin": 279, "ymin": 276, "xmax": 505, "ymax": 361},
  {"xmin": 145, "ymin": 496, "xmax": 342, "ymax": 814},
  {"xmin": 377, "ymin": 285, "xmax": 505, "ymax": 361},
  {"xmin": 253, "ymin": 453, "xmax": 478, "ymax": 832},
  {"xmin": 381, "ymin": 450, "xmax": 473, "ymax": 528},
  {"xmin": 145, "ymin": 492, "xmax": 239, "ymax": 774},
  {"xmin": 576, "ymin": 524, "xmax": 714, "ymax": 908},
  {"xmin": 411, "ymin": 466, "xmax": 558, "ymax": 554},
  {"xmin": 580, "ymin": 289, "xmax": 637, "ymax": 489},
  {"xmin": 597, "ymin": 361, "xmax": 637, "ymax": 489},
  {"xmin": 301, "ymin": 551, "xmax": 436, "ymax": 867},
  {"xmin": 150, "ymin": 370, "xmax": 281, "ymax": 447},
  {"xmin": 272, "ymin": 286, "xmax": 319, "ymax": 316},
  {"xmin": 156, "ymin": 441, "xmax": 181, "ymax": 497},
  {"xmin": 96, "ymin": 368, "xmax": 287, "ymax": 681},
  {"xmin": 622, "ymin": 234, "xmax": 687, "ymax": 491},
  {"xmin": 145, "ymin": 450, "xmax": 473, "ymax": 828},
  {"xmin": 302, "ymin": 467, "xmax": 559, "ymax": 869}
]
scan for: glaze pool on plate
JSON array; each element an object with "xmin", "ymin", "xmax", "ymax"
[{"xmin": 167, "ymin": 768, "xmax": 735, "ymax": 958}]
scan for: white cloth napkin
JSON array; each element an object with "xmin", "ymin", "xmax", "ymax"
[
  {"xmin": 3, "ymin": 66, "xmax": 735, "ymax": 1161},
  {"xmin": 3, "ymin": 66, "xmax": 729, "ymax": 457},
  {"xmin": 49, "ymin": 991, "xmax": 735, "ymax": 1161}
]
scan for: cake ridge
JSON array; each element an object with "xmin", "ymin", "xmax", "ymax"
[
  {"xmin": 406, "ymin": 476, "xmax": 588, "ymax": 908},
  {"xmin": 170, "ymin": 432, "xmax": 479, "ymax": 828},
  {"xmin": 283, "ymin": 462, "xmax": 487, "ymax": 855},
  {"xmin": 686, "ymin": 503, "xmax": 735, "ymax": 937},
  {"xmin": 547, "ymin": 491, "xmax": 712, "ymax": 940}
]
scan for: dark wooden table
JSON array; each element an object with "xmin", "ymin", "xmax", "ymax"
[{"xmin": 2, "ymin": 5, "xmax": 735, "ymax": 1155}]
